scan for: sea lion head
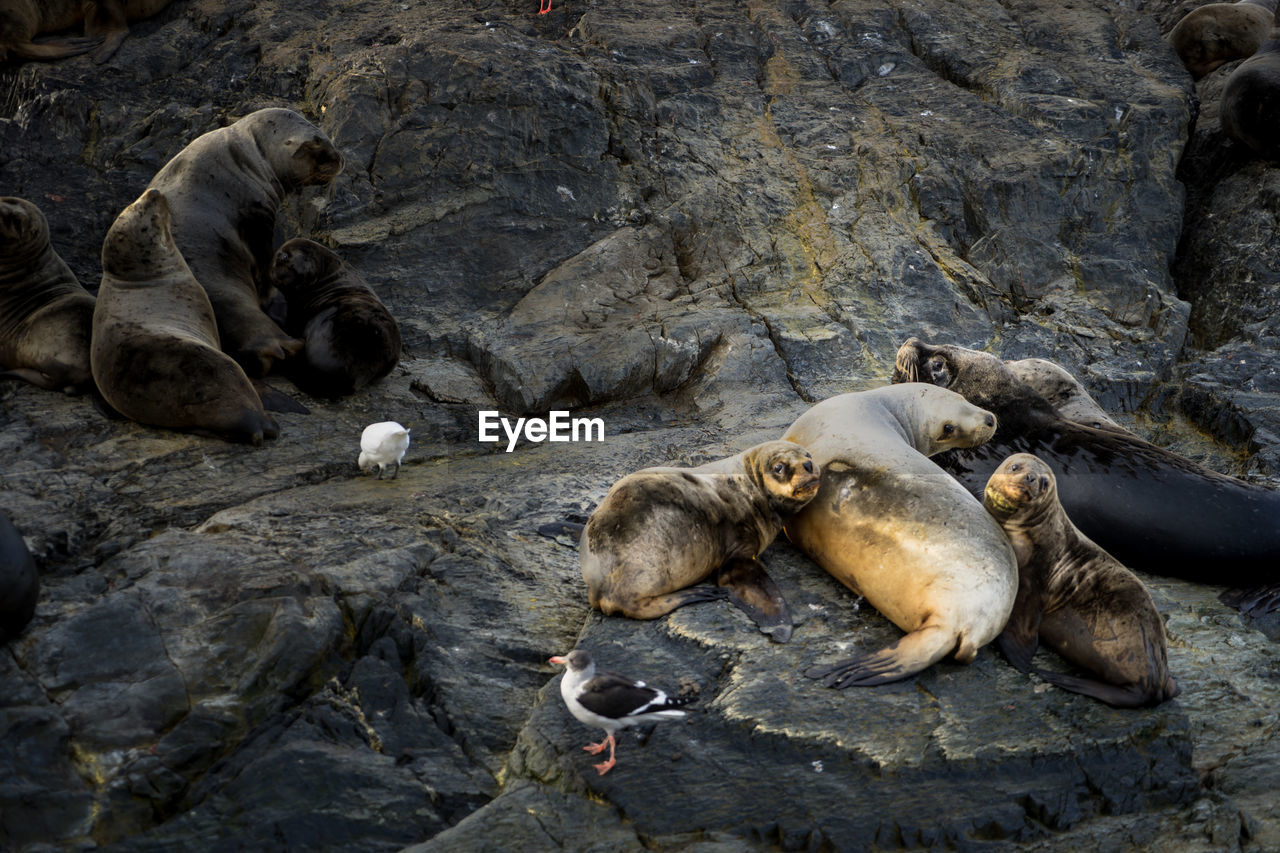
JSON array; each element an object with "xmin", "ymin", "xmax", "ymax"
[
  {"xmin": 983, "ymin": 453, "xmax": 1055, "ymax": 522},
  {"xmin": 270, "ymin": 237, "xmax": 342, "ymax": 297},
  {"xmin": 101, "ymin": 188, "xmax": 177, "ymax": 280},
  {"xmin": 899, "ymin": 384, "xmax": 998, "ymax": 455},
  {"xmin": 745, "ymin": 440, "xmax": 821, "ymax": 515},
  {"xmin": 0, "ymin": 196, "xmax": 48, "ymax": 259},
  {"xmin": 893, "ymin": 337, "xmax": 1058, "ymax": 426},
  {"xmin": 244, "ymin": 107, "xmax": 345, "ymax": 188}
]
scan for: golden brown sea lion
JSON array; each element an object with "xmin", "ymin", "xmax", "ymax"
[
  {"xmin": 580, "ymin": 440, "xmax": 821, "ymax": 642},
  {"xmin": 983, "ymin": 453, "xmax": 1180, "ymax": 708},
  {"xmin": 783, "ymin": 384, "xmax": 1018, "ymax": 686}
]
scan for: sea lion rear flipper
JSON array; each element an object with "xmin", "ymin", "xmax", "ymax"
[
  {"xmin": 1031, "ymin": 669, "xmax": 1171, "ymax": 709},
  {"xmin": 716, "ymin": 558, "xmax": 793, "ymax": 643},
  {"xmin": 1219, "ymin": 584, "xmax": 1280, "ymax": 617},
  {"xmin": 252, "ymin": 381, "xmax": 310, "ymax": 414},
  {"xmin": 804, "ymin": 624, "xmax": 954, "ymax": 688}
]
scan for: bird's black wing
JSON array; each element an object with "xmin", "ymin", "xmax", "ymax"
[{"xmin": 578, "ymin": 672, "xmax": 669, "ymax": 719}]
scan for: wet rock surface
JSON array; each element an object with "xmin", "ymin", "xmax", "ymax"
[{"xmin": 2, "ymin": 0, "xmax": 1279, "ymax": 850}]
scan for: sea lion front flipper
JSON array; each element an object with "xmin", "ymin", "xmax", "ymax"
[
  {"xmin": 996, "ymin": 625, "xmax": 1039, "ymax": 673},
  {"xmin": 804, "ymin": 624, "xmax": 955, "ymax": 688},
  {"xmin": 10, "ymin": 37, "xmax": 103, "ymax": 61},
  {"xmin": 252, "ymin": 381, "xmax": 310, "ymax": 414},
  {"xmin": 1219, "ymin": 584, "xmax": 1280, "ymax": 617},
  {"xmin": 716, "ymin": 558, "xmax": 793, "ymax": 643}
]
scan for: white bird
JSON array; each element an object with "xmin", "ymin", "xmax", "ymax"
[
  {"xmin": 358, "ymin": 421, "xmax": 410, "ymax": 480},
  {"xmin": 548, "ymin": 649, "xmax": 694, "ymax": 776}
]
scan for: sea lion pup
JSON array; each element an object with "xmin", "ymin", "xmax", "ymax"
[
  {"xmin": 1167, "ymin": 0, "xmax": 1278, "ymax": 79},
  {"xmin": 580, "ymin": 440, "xmax": 821, "ymax": 642},
  {"xmin": 1005, "ymin": 357, "xmax": 1126, "ymax": 433},
  {"xmin": 0, "ymin": 511, "xmax": 38, "ymax": 644},
  {"xmin": 783, "ymin": 385, "xmax": 1017, "ymax": 687},
  {"xmin": 145, "ymin": 107, "xmax": 344, "ymax": 378},
  {"xmin": 1222, "ymin": 38, "xmax": 1280, "ymax": 159},
  {"xmin": 893, "ymin": 337, "xmax": 1280, "ymax": 614},
  {"xmin": 0, "ymin": 197, "xmax": 95, "ymax": 392},
  {"xmin": 983, "ymin": 453, "xmax": 1180, "ymax": 708},
  {"xmin": 270, "ymin": 238, "xmax": 401, "ymax": 397},
  {"xmin": 92, "ymin": 189, "xmax": 280, "ymax": 445}
]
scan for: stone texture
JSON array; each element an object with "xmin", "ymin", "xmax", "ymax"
[{"xmin": 1, "ymin": 0, "xmax": 1279, "ymax": 850}]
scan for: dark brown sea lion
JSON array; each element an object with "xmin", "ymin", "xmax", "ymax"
[
  {"xmin": 0, "ymin": 197, "xmax": 95, "ymax": 392},
  {"xmin": 270, "ymin": 238, "xmax": 401, "ymax": 397},
  {"xmin": 0, "ymin": 511, "xmax": 37, "ymax": 644},
  {"xmin": 984, "ymin": 453, "xmax": 1180, "ymax": 708},
  {"xmin": 580, "ymin": 440, "xmax": 821, "ymax": 642},
  {"xmin": 1167, "ymin": 0, "xmax": 1278, "ymax": 79},
  {"xmin": 145, "ymin": 107, "xmax": 344, "ymax": 378},
  {"xmin": 783, "ymin": 384, "xmax": 1018, "ymax": 687},
  {"xmin": 893, "ymin": 336, "xmax": 1280, "ymax": 615},
  {"xmin": 0, "ymin": 0, "xmax": 172, "ymax": 63},
  {"xmin": 1222, "ymin": 37, "xmax": 1280, "ymax": 159},
  {"xmin": 91, "ymin": 188, "xmax": 280, "ymax": 444}
]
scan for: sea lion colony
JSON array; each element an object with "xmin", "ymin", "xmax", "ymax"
[{"xmin": 1, "ymin": 5, "xmax": 1278, "ymax": 793}]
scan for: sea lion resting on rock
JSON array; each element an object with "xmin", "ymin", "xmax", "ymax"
[
  {"xmin": 580, "ymin": 440, "xmax": 821, "ymax": 642},
  {"xmin": 1005, "ymin": 357, "xmax": 1126, "ymax": 433},
  {"xmin": 0, "ymin": 0, "xmax": 172, "ymax": 63},
  {"xmin": 1222, "ymin": 37, "xmax": 1280, "ymax": 159},
  {"xmin": 1167, "ymin": 0, "xmax": 1278, "ymax": 79},
  {"xmin": 894, "ymin": 337, "xmax": 1280, "ymax": 615},
  {"xmin": 783, "ymin": 385, "xmax": 1018, "ymax": 686},
  {"xmin": 145, "ymin": 107, "xmax": 343, "ymax": 378},
  {"xmin": 92, "ymin": 189, "xmax": 280, "ymax": 444},
  {"xmin": 270, "ymin": 238, "xmax": 401, "ymax": 397},
  {"xmin": 0, "ymin": 511, "xmax": 38, "ymax": 644},
  {"xmin": 0, "ymin": 197, "xmax": 95, "ymax": 392},
  {"xmin": 984, "ymin": 453, "xmax": 1180, "ymax": 708}
]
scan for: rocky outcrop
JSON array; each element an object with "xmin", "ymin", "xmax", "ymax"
[{"xmin": 2, "ymin": 0, "xmax": 1280, "ymax": 850}]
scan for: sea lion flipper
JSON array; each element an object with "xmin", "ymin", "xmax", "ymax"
[
  {"xmin": 537, "ymin": 521, "xmax": 586, "ymax": 542},
  {"xmin": 252, "ymin": 381, "xmax": 309, "ymax": 414},
  {"xmin": 1219, "ymin": 584, "xmax": 1280, "ymax": 617},
  {"xmin": 716, "ymin": 558, "xmax": 793, "ymax": 643},
  {"xmin": 1031, "ymin": 669, "xmax": 1165, "ymax": 709},
  {"xmin": 996, "ymin": 624, "xmax": 1039, "ymax": 673},
  {"xmin": 804, "ymin": 625, "xmax": 954, "ymax": 688}
]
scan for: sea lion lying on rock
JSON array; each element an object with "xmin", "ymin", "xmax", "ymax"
[
  {"xmin": 580, "ymin": 440, "xmax": 820, "ymax": 642},
  {"xmin": 0, "ymin": 196, "xmax": 95, "ymax": 393}
]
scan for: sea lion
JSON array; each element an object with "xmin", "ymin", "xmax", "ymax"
[
  {"xmin": 783, "ymin": 384, "xmax": 1018, "ymax": 686},
  {"xmin": 580, "ymin": 440, "xmax": 821, "ymax": 642},
  {"xmin": 893, "ymin": 337, "xmax": 1280, "ymax": 614},
  {"xmin": 1005, "ymin": 357, "xmax": 1126, "ymax": 433},
  {"xmin": 145, "ymin": 107, "xmax": 344, "ymax": 378},
  {"xmin": 983, "ymin": 453, "xmax": 1180, "ymax": 708},
  {"xmin": 1167, "ymin": 0, "xmax": 1278, "ymax": 79},
  {"xmin": 0, "ymin": 511, "xmax": 37, "ymax": 644},
  {"xmin": 1222, "ymin": 37, "xmax": 1280, "ymax": 159},
  {"xmin": 0, "ymin": 197, "xmax": 95, "ymax": 392},
  {"xmin": 0, "ymin": 0, "xmax": 172, "ymax": 63},
  {"xmin": 270, "ymin": 238, "xmax": 401, "ymax": 397},
  {"xmin": 92, "ymin": 188, "xmax": 280, "ymax": 444}
]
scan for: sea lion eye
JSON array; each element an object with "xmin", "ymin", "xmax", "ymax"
[
  {"xmin": 772, "ymin": 462, "xmax": 787, "ymax": 476},
  {"xmin": 942, "ymin": 423, "xmax": 955, "ymax": 436}
]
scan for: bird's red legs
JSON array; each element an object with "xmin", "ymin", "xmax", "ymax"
[{"xmin": 583, "ymin": 732, "xmax": 617, "ymax": 774}]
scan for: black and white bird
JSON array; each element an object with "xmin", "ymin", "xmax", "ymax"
[{"xmin": 548, "ymin": 649, "xmax": 694, "ymax": 776}]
